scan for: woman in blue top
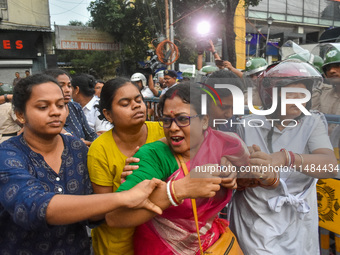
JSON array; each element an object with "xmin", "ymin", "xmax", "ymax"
[{"xmin": 0, "ymin": 74, "xmax": 162, "ymax": 254}]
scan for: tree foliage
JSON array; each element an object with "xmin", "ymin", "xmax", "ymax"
[{"xmin": 86, "ymin": 0, "xmax": 261, "ymax": 74}]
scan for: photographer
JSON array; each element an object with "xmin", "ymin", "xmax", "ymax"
[{"xmin": 197, "ymin": 39, "xmax": 221, "ymax": 70}]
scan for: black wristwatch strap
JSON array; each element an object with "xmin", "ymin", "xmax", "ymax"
[{"xmin": 4, "ymin": 94, "xmax": 9, "ymax": 102}]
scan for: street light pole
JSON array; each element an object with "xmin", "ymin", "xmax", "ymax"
[
  {"xmin": 169, "ymin": 0, "xmax": 174, "ymax": 70},
  {"xmin": 265, "ymin": 16, "xmax": 274, "ymax": 59},
  {"xmin": 246, "ymin": 33, "xmax": 253, "ymax": 60},
  {"xmin": 255, "ymin": 26, "xmax": 262, "ymax": 57}
]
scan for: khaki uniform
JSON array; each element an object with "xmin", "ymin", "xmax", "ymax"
[
  {"xmin": 312, "ymin": 83, "xmax": 340, "ymax": 115},
  {"xmin": 0, "ymin": 102, "xmax": 21, "ymax": 143},
  {"xmin": 312, "ymin": 83, "xmax": 340, "ymax": 134}
]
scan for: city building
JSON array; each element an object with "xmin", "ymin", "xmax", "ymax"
[
  {"xmin": 245, "ymin": 0, "xmax": 338, "ymax": 63},
  {"xmin": 0, "ymin": 0, "xmax": 56, "ymax": 84}
]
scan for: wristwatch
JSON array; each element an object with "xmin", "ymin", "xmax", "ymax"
[
  {"xmin": 4, "ymin": 94, "xmax": 9, "ymax": 102},
  {"xmin": 212, "ymin": 51, "xmax": 217, "ymax": 55}
]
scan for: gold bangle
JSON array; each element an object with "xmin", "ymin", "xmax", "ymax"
[
  {"xmin": 171, "ymin": 178, "xmax": 183, "ymax": 205},
  {"xmin": 296, "ymin": 153, "xmax": 304, "ymax": 171}
]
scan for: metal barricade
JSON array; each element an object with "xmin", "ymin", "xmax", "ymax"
[
  {"xmin": 144, "ymin": 97, "xmax": 160, "ymax": 121},
  {"xmin": 318, "ymin": 114, "xmax": 340, "ymax": 255}
]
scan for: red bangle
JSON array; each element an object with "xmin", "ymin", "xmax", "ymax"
[
  {"xmin": 260, "ymin": 171, "xmax": 279, "ymax": 187},
  {"xmin": 170, "ymin": 178, "xmax": 183, "ymax": 205},
  {"xmin": 288, "ymin": 151, "xmax": 295, "ymax": 168}
]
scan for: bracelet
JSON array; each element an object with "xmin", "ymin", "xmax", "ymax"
[
  {"xmin": 260, "ymin": 171, "xmax": 279, "ymax": 187},
  {"xmin": 296, "ymin": 153, "xmax": 304, "ymax": 171},
  {"xmin": 288, "ymin": 151, "xmax": 295, "ymax": 168},
  {"xmin": 280, "ymin": 148, "xmax": 290, "ymax": 167},
  {"xmin": 4, "ymin": 94, "xmax": 9, "ymax": 102},
  {"xmin": 166, "ymin": 179, "xmax": 179, "ymax": 206},
  {"xmin": 170, "ymin": 178, "xmax": 183, "ymax": 205},
  {"xmin": 212, "ymin": 51, "xmax": 217, "ymax": 55}
]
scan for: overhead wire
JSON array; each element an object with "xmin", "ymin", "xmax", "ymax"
[
  {"xmin": 144, "ymin": 0, "xmax": 158, "ymax": 35},
  {"xmin": 169, "ymin": 1, "xmax": 212, "ymax": 27},
  {"xmin": 49, "ymin": 0, "xmax": 87, "ymax": 15},
  {"xmin": 50, "ymin": 3, "xmax": 90, "ymax": 19}
]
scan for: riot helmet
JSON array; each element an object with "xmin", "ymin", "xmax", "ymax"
[{"xmin": 258, "ymin": 59, "xmax": 322, "ymax": 115}]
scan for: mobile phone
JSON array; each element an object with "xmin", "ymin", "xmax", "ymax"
[{"xmin": 215, "ymin": 59, "xmax": 224, "ymax": 66}]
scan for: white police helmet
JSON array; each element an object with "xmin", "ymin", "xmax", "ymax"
[{"xmin": 131, "ymin": 73, "xmax": 147, "ymax": 88}]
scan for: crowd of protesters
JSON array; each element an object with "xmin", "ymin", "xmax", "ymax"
[{"xmin": 0, "ymin": 41, "xmax": 340, "ymax": 255}]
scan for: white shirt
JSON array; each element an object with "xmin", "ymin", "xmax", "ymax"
[
  {"xmin": 229, "ymin": 112, "xmax": 332, "ymax": 255},
  {"xmin": 141, "ymin": 87, "xmax": 154, "ymax": 98},
  {"xmin": 160, "ymin": 83, "xmax": 178, "ymax": 96},
  {"xmin": 82, "ymin": 96, "xmax": 112, "ymax": 133}
]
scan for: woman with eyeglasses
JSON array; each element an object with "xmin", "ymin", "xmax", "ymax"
[
  {"xmin": 104, "ymin": 82, "xmax": 249, "ymax": 254},
  {"xmin": 87, "ymin": 77, "xmax": 165, "ymax": 255}
]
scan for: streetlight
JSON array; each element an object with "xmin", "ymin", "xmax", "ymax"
[
  {"xmin": 255, "ymin": 26, "xmax": 262, "ymax": 57},
  {"xmin": 265, "ymin": 16, "xmax": 274, "ymax": 58},
  {"xmin": 246, "ymin": 33, "xmax": 253, "ymax": 60}
]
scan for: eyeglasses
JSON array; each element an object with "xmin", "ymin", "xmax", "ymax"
[{"xmin": 159, "ymin": 115, "xmax": 200, "ymax": 128}]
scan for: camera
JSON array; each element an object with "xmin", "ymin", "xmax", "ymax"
[
  {"xmin": 196, "ymin": 38, "xmax": 211, "ymax": 52},
  {"xmin": 139, "ymin": 50, "xmax": 166, "ymax": 75}
]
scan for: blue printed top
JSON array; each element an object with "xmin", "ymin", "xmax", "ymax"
[
  {"xmin": 64, "ymin": 101, "xmax": 98, "ymax": 141},
  {"xmin": 0, "ymin": 134, "xmax": 92, "ymax": 254}
]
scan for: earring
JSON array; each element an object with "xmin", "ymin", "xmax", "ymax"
[{"xmin": 203, "ymin": 124, "xmax": 208, "ymax": 130}]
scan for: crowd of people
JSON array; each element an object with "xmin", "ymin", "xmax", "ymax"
[{"xmin": 0, "ymin": 42, "xmax": 339, "ymax": 255}]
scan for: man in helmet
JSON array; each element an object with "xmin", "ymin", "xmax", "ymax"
[
  {"xmin": 244, "ymin": 57, "xmax": 268, "ymax": 80},
  {"xmin": 131, "ymin": 72, "xmax": 160, "ymax": 120},
  {"xmin": 230, "ymin": 59, "xmax": 337, "ymax": 255},
  {"xmin": 312, "ymin": 44, "xmax": 340, "ymax": 134},
  {"xmin": 287, "ymin": 53, "xmax": 324, "ymax": 75},
  {"xmin": 131, "ymin": 72, "xmax": 158, "ymax": 98},
  {"xmin": 240, "ymin": 58, "xmax": 268, "ymax": 107}
]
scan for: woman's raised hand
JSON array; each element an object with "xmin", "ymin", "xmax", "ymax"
[{"xmin": 121, "ymin": 146, "xmax": 140, "ymax": 183}]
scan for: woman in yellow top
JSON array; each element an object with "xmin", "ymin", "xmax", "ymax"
[{"xmin": 87, "ymin": 77, "xmax": 164, "ymax": 255}]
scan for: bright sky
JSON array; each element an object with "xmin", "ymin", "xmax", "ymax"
[{"xmin": 49, "ymin": 0, "xmax": 91, "ymax": 27}]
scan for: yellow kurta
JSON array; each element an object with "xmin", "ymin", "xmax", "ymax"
[{"xmin": 87, "ymin": 122, "xmax": 164, "ymax": 255}]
